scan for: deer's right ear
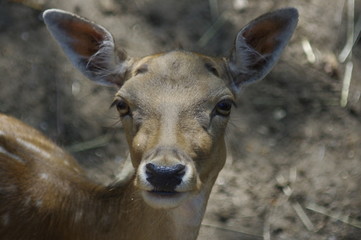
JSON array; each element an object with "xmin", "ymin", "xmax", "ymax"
[
  {"xmin": 43, "ymin": 9, "xmax": 130, "ymax": 87},
  {"xmin": 227, "ymin": 8, "xmax": 298, "ymax": 91}
]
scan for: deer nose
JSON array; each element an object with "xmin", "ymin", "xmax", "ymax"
[{"xmin": 145, "ymin": 163, "xmax": 186, "ymax": 191}]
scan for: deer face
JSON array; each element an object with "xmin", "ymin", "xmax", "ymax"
[{"xmin": 113, "ymin": 51, "xmax": 233, "ymax": 208}]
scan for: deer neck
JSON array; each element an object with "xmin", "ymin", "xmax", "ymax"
[
  {"xmin": 169, "ymin": 182, "xmax": 213, "ymax": 240},
  {"xmin": 106, "ymin": 175, "xmax": 215, "ymax": 240}
]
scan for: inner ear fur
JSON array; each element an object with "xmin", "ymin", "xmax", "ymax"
[
  {"xmin": 227, "ymin": 8, "xmax": 299, "ymax": 88},
  {"xmin": 43, "ymin": 9, "xmax": 130, "ymax": 87}
]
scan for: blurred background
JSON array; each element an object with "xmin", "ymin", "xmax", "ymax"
[{"xmin": 0, "ymin": 0, "xmax": 360, "ymax": 239}]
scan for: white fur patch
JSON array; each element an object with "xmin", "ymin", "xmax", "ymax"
[
  {"xmin": 39, "ymin": 173, "xmax": 49, "ymax": 180},
  {"xmin": 0, "ymin": 146, "xmax": 25, "ymax": 163},
  {"xmin": 16, "ymin": 138, "xmax": 51, "ymax": 159}
]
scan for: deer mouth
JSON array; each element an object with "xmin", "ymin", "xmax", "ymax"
[
  {"xmin": 141, "ymin": 190, "xmax": 189, "ymax": 209},
  {"xmin": 148, "ymin": 190, "xmax": 180, "ymax": 197}
]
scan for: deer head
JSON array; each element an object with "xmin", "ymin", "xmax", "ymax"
[{"xmin": 43, "ymin": 8, "xmax": 298, "ymax": 210}]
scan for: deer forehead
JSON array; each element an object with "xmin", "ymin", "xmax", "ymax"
[{"xmin": 118, "ymin": 51, "xmax": 234, "ymax": 110}]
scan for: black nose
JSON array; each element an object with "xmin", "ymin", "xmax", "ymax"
[{"xmin": 145, "ymin": 163, "xmax": 186, "ymax": 192}]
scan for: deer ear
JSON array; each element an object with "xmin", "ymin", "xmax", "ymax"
[
  {"xmin": 227, "ymin": 8, "xmax": 298, "ymax": 89},
  {"xmin": 43, "ymin": 9, "xmax": 130, "ymax": 87}
]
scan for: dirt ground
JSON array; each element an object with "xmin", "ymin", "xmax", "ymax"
[{"xmin": 0, "ymin": 0, "xmax": 361, "ymax": 239}]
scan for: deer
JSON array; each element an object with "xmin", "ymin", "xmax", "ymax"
[{"xmin": 0, "ymin": 8, "xmax": 298, "ymax": 240}]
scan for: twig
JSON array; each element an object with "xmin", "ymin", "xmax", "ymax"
[
  {"xmin": 201, "ymin": 222, "xmax": 263, "ymax": 239},
  {"xmin": 197, "ymin": 13, "xmax": 228, "ymax": 47},
  {"xmin": 289, "ymin": 166, "xmax": 297, "ymax": 184},
  {"xmin": 335, "ymin": 0, "xmax": 347, "ymax": 27},
  {"xmin": 306, "ymin": 203, "xmax": 361, "ymax": 229},
  {"xmin": 276, "ymin": 173, "xmax": 315, "ymax": 232},
  {"xmin": 276, "ymin": 174, "xmax": 293, "ymax": 197},
  {"xmin": 340, "ymin": 61, "xmax": 353, "ymax": 107},
  {"xmin": 10, "ymin": 0, "xmax": 45, "ymax": 10},
  {"xmin": 66, "ymin": 134, "xmax": 112, "ymax": 153},
  {"xmin": 339, "ymin": 0, "xmax": 357, "ymax": 62},
  {"xmin": 292, "ymin": 202, "xmax": 315, "ymax": 232},
  {"xmin": 355, "ymin": 15, "xmax": 361, "ymax": 46},
  {"xmin": 263, "ymin": 209, "xmax": 272, "ymax": 240},
  {"xmin": 339, "ymin": 0, "xmax": 355, "ymax": 107},
  {"xmin": 209, "ymin": 0, "xmax": 219, "ymax": 21},
  {"xmin": 301, "ymin": 38, "xmax": 316, "ymax": 63},
  {"xmin": 339, "ymin": 15, "xmax": 361, "ymax": 62}
]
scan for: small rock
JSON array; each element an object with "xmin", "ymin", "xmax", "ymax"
[
  {"xmin": 273, "ymin": 108, "xmax": 287, "ymax": 120},
  {"xmin": 233, "ymin": 0, "xmax": 249, "ymax": 11},
  {"xmin": 98, "ymin": 0, "xmax": 118, "ymax": 14}
]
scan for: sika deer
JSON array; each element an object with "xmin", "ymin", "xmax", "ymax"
[{"xmin": 0, "ymin": 8, "xmax": 298, "ymax": 240}]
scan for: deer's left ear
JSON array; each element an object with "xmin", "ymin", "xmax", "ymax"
[
  {"xmin": 43, "ymin": 9, "xmax": 131, "ymax": 87},
  {"xmin": 227, "ymin": 8, "xmax": 298, "ymax": 89}
]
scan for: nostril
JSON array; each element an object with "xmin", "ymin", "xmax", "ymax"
[
  {"xmin": 173, "ymin": 164, "xmax": 185, "ymax": 176},
  {"xmin": 145, "ymin": 163, "xmax": 156, "ymax": 175}
]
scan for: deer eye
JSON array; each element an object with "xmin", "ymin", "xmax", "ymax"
[
  {"xmin": 214, "ymin": 100, "xmax": 233, "ymax": 117},
  {"xmin": 111, "ymin": 99, "xmax": 130, "ymax": 117}
]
